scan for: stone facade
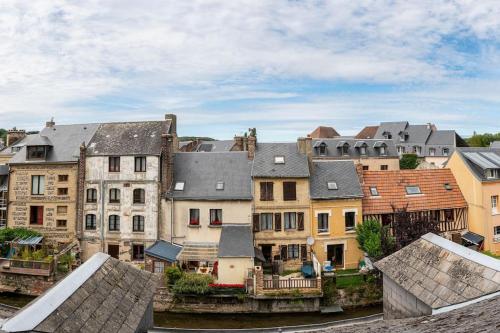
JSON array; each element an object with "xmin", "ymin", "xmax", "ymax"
[{"xmin": 382, "ymin": 275, "xmax": 431, "ymax": 319}]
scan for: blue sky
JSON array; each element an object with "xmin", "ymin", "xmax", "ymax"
[{"xmin": 1, "ymin": 1, "xmax": 500, "ymax": 141}]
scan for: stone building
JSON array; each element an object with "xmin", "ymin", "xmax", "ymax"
[
  {"xmin": 252, "ymin": 142, "xmax": 312, "ymax": 270},
  {"xmin": 375, "ymin": 233, "xmax": 500, "ymax": 320},
  {"xmin": 6, "ymin": 121, "xmax": 99, "ymax": 245},
  {"xmin": 81, "ymin": 115, "xmax": 175, "ymax": 262}
]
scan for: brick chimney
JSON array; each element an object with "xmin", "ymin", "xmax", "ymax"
[
  {"xmin": 233, "ymin": 136, "xmax": 244, "ymax": 151},
  {"xmin": 247, "ymin": 135, "xmax": 256, "ymax": 160},
  {"xmin": 46, "ymin": 117, "xmax": 55, "ymax": 128},
  {"xmin": 297, "ymin": 137, "xmax": 312, "ymax": 159},
  {"xmin": 161, "ymin": 134, "xmax": 175, "ymax": 193},
  {"xmin": 165, "ymin": 114, "xmax": 178, "ymax": 152},
  {"xmin": 6, "ymin": 128, "xmax": 26, "ymax": 147},
  {"xmin": 76, "ymin": 143, "xmax": 87, "ymax": 239},
  {"xmin": 355, "ymin": 163, "xmax": 364, "ymax": 184}
]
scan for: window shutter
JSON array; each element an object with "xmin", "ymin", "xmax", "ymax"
[
  {"xmin": 280, "ymin": 245, "xmax": 288, "ymax": 261},
  {"xmin": 274, "ymin": 213, "xmax": 282, "ymax": 231},
  {"xmin": 260, "ymin": 183, "xmax": 266, "ymax": 201},
  {"xmin": 253, "ymin": 214, "xmax": 260, "ymax": 232},
  {"xmin": 268, "ymin": 182, "xmax": 274, "ymax": 200},
  {"xmin": 283, "ymin": 182, "xmax": 296, "ymax": 201},
  {"xmin": 37, "ymin": 206, "xmax": 44, "ymax": 225},
  {"xmin": 300, "ymin": 244, "xmax": 307, "ymax": 260},
  {"xmin": 297, "ymin": 212, "xmax": 304, "ymax": 231}
]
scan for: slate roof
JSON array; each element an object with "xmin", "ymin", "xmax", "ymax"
[
  {"xmin": 87, "ymin": 120, "xmax": 170, "ymax": 156},
  {"xmin": 311, "ymin": 138, "xmax": 398, "ymax": 158},
  {"xmin": 196, "ymin": 140, "xmax": 235, "ymax": 152},
  {"xmin": 355, "ymin": 126, "xmax": 379, "ymax": 139},
  {"xmin": 491, "ymin": 141, "xmax": 500, "ymax": 148},
  {"xmin": 375, "ymin": 233, "xmax": 500, "ymax": 310},
  {"xmin": 455, "ymin": 147, "xmax": 500, "ymax": 182},
  {"xmin": 145, "ymin": 240, "xmax": 182, "ymax": 262},
  {"xmin": 9, "ymin": 124, "xmax": 99, "ymax": 164},
  {"xmin": 310, "ymin": 161, "xmax": 363, "ymax": 200},
  {"xmin": 168, "ymin": 152, "xmax": 252, "ymax": 200},
  {"xmin": 0, "ymin": 134, "xmax": 36, "ymax": 157},
  {"xmin": 309, "ymin": 126, "xmax": 341, "ymax": 138},
  {"xmin": 1, "ymin": 253, "xmax": 159, "ymax": 333},
  {"xmin": 362, "ymin": 169, "xmax": 467, "ymax": 214},
  {"xmin": 251, "ymin": 142, "xmax": 310, "ymax": 178},
  {"xmin": 218, "ymin": 224, "xmax": 254, "ymax": 258}
]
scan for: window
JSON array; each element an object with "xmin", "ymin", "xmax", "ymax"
[
  {"xmin": 444, "ymin": 209, "xmax": 454, "ymax": 222},
  {"xmin": 380, "ymin": 165, "xmax": 388, "ymax": 170},
  {"xmin": 189, "ymin": 209, "xmax": 200, "ymax": 225},
  {"xmin": 397, "ymin": 146, "xmax": 405, "ymax": 155},
  {"xmin": 360, "ymin": 146, "xmax": 366, "ymax": 155},
  {"xmin": 284, "ymin": 212, "xmax": 297, "ymax": 229},
  {"xmin": 85, "ymin": 214, "xmax": 96, "ymax": 230},
  {"xmin": 260, "ymin": 182, "xmax": 274, "ymax": 201},
  {"xmin": 442, "ymin": 148, "xmax": 449, "ymax": 156},
  {"xmin": 174, "ymin": 181, "xmax": 185, "ymax": 191},
  {"xmin": 86, "ymin": 188, "xmax": 97, "ymax": 203},
  {"xmin": 429, "ymin": 148, "xmax": 436, "ymax": 156},
  {"xmin": 492, "ymin": 196, "xmax": 498, "ymax": 214},
  {"xmin": 58, "ymin": 175, "xmax": 68, "ymax": 182},
  {"xmin": 31, "ymin": 175, "xmax": 45, "ymax": 195},
  {"xmin": 260, "ymin": 213, "xmax": 273, "ymax": 230},
  {"xmin": 133, "ymin": 188, "xmax": 145, "ymax": 204},
  {"xmin": 57, "ymin": 206, "xmax": 68, "ymax": 215},
  {"xmin": 56, "ymin": 220, "xmax": 67, "ymax": 228},
  {"xmin": 486, "ymin": 169, "xmax": 500, "ymax": 179},
  {"xmin": 287, "ymin": 244, "xmax": 299, "ymax": 259},
  {"xmin": 327, "ymin": 182, "xmax": 337, "ymax": 190},
  {"xmin": 57, "ymin": 188, "xmax": 68, "ymax": 196},
  {"xmin": 132, "ymin": 244, "xmax": 144, "ymax": 260},
  {"xmin": 379, "ymin": 146, "xmax": 386, "ymax": 155},
  {"xmin": 414, "ymin": 146, "xmax": 422, "ymax": 155},
  {"xmin": 30, "ymin": 206, "xmax": 44, "ymax": 225},
  {"xmin": 134, "ymin": 156, "xmax": 146, "ymax": 172},
  {"xmin": 370, "ymin": 187, "xmax": 379, "ymax": 196},
  {"xmin": 345, "ymin": 212, "xmax": 356, "ymax": 231},
  {"xmin": 406, "ymin": 186, "xmax": 422, "ymax": 195},
  {"xmin": 363, "ymin": 165, "xmax": 369, "ymax": 171},
  {"xmin": 216, "ymin": 181, "xmax": 224, "ymax": 190},
  {"xmin": 27, "ymin": 146, "xmax": 46, "ymax": 160},
  {"xmin": 109, "ymin": 215, "xmax": 120, "ymax": 231},
  {"xmin": 133, "ymin": 215, "xmax": 145, "ymax": 232},
  {"xmin": 494, "ymin": 226, "xmax": 500, "ymax": 236},
  {"xmin": 274, "ymin": 156, "xmax": 285, "ymax": 164},
  {"xmin": 319, "ymin": 143, "xmax": 327, "ymax": 156},
  {"xmin": 342, "ymin": 144, "xmax": 349, "ymax": 155},
  {"xmin": 283, "ymin": 182, "xmax": 297, "ymax": 201},
  {"xmin": 209, "ymin": 209, "xmax": 222, "ymax": 225},
  {"xmin": 318, "ymin": 213, "xmax": 329, "ymax": 233},
  {"xmin": 109, "ymin": 156, "xmax": 120, "ymax": 172},
  {"xmin": 109, "ymin": 188, "xmax": 120, "ymax": 203},
  {"xmin": 444, "ymin": 183, "xmax": 452, "ymax": 191},
  {"xmin": 154, "ymin": 261, "xmax": 165, "ymax": 273}
]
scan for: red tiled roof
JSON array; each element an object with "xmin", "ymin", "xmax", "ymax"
[
  {"xmin": 355, "ymin": 126, "xmax": 379, "ymax": 139},
  {"xmin": 362, "ymin": 169, "xmax": 467, "ymax": 215},
  {"xmin": 309, "ymin": 126, "xmax": 340, "ymax": 138}
]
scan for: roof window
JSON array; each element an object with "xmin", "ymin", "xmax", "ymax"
[
  {"xmin": 216, "ymin": 181, "xmax": 224, "ymax": 190},
  {"xmin": 174, "ymin": 181, "xmax": 185, "ymax": 191},
  {"xmin": 274, "ymin": 156, "xmax": 285, "ymax": 164},
  {"xmin": 406, "ymin": 186, "xmax": 422, "ymax": 195},
  {"xmin": 327, "ymin": 182, "xmax": 338, "ymax": 190},
  {"xmin": 444, "ymin": 183, "xmax": 452, "ymax": 191},
  {"xmin": 370, "ymin": 187, "xmax": 379, "ymax": 196}
]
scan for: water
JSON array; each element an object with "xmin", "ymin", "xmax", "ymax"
[
  {"xmin": 0, "ymin": 292, "xmax": 36, "ymax": 308},
  {"xmin": 154, "ymin": 305, "xmax": 382, "ymax": 329}
]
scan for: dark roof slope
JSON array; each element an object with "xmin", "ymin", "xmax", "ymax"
[
  {"xmin": 87, "ymin": 120, "xmax": 171, "ymax": 156},
  {"xmin": 310, "ymin": 161, "xmax": 363, "ymax": 199},
  {"xmin": 252, "ymin": 142, "xmax": 310, "ymax": 178},
  {"xmin": 312, "ymin": 138, "xmax": 398, "ymax": 158},
  {"xmin": 455, "ymin": 147, "xmax": 500, "ymax": 182},
  {"xmin": 145, "ymin": 240, "xmax": 182, "ymax": 262},
  {"xmin": 218, "ymin": 225, "xmax": 254, "ymax": 257},
  {"xmin": 309, "ymin": 126, "xmax": 341, "ymax": 138},
  {"xmin": 355, "ymin": 126, "xmax": 379, "ymax": 139},
  {"xmin": 196, "ymin": 140, "xmax": 235, "ymax": 152},
  {"xmin": 169, "ymin": 152, "xmax": 252, "ymax": 200}
]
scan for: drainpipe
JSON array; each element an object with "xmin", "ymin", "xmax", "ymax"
[
  {"xmin": 170, "ymin": 197, "xmax": 174, "ymax": 243},
  {"xmin": 100, "ymin": 180, "xmax": 105, "ymax": 252}
]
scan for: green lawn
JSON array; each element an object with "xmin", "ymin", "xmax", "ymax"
[
  {"xmin": 482, "ymin": 251, "xmax": 500, "ymax": 259},
  {"xmin": 335, "ymin": 270, "xmax": 365, "ymax": 289}
]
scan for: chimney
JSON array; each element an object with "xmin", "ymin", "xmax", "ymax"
[
  {"xmin": 233, "ymin": 136, "xmax": 244, "ymax": 151},
  {"xmin": 161, "ymin": 134, "xmax": 175, "ymax": 193},
  {"xmin": 297, "ymin": 137, "xmax": 312, "ymax": 159},
  {"xmin": 355, "ymin": 163, "xmax": 364, "ymax": 184},
  {"xmin": 76, "ymin": 143, "xmax": 87, "ymax": 239},
  {"xmin": 247, "ymin": 135, "xmax": 256, "ymax": 160},
  {"xmin": 165, "ymin": 114, "xmax": 177, "ymax": 136},
  {"xmin": 6, "ymin": 128, "xmax": 26, "ymax": 146},
  {"xmin": 46, "ymin": 117, "xmax": 55, "ymax": 128}
]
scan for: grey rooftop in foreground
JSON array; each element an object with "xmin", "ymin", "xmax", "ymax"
[
  {"xmin": 251, "ymin": 142, "xmax": 310, "ymax": 178},
  {"xmin": 1, "ymin": 252, "xmax": 159, "ymax": 333}
]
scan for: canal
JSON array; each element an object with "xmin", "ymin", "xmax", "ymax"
[{"xmin": 0, "ymin": 293, "xmax": 381, "ymax": 329}]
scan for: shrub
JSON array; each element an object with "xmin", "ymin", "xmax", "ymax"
[
  {"xmin": 32, "ymin": 249, "xmax": 46, "ymax": 261},
  {"xmin": 172, "ymin": 273, "xmax": 214, "ymax": 295},
  {"xmin": 400, "ymin": 154, "xmax": 419, "ymax": 169},
  {"xmin": 164, "ymin": 266, "xmax": 183, "ymax": 286},
  {"xmin": 356, "ymin": 219, "xmax": 395, "ymax": 260}
]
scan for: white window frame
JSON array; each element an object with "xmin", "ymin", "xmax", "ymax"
[
  {"xmin": 317, "ymin": 213, "xmax": 329, "ymax": 233},
  {"xmin": 492, "ymin": 195, "xmax": 498, "ymax": 215}
]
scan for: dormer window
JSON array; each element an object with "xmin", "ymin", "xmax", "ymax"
[
  {"xmin": 336, "ymin": 141, "xmax": 349, "ymax": 155},
  {"xmin": 319, "ymin": 143, "xmax": 327, "ymax": 156},
  {"xmin": 406, "ymin": 186, "xmax": 422, "ymax": 195},
  {"xmin": 442, "ymin": 148, "xmax": 449, "ymax": 156},
  {"xmin": 429, "ymin": 148, "xmax": 436, "ymax": 156},
  {"xmin": 399, "ymin": 132, "xmax": 409, "ymax": 142},
  {"xmin": 174, "ymin": 181, "xmax": 185, "ymax": 191},
  {"xmin": 274, "ymin": 156, "xmax": 285, "ymax": 164},
  {"xmin": 216, "ymin": 181, "xmax": 224, "ymax": 190},
  {"xmin": 355, "ymin": 141, "xmax": 368, "ymax": 155},
  {"xmin": 360, "ymin": 146, "xmax": 366, "ymax": 155},
  {"xmin": 382, "ymin": 131, "xmax": 392, "ymax": 139},
  {"xmin": 11, "ymin": 146, "xmax": 21, "ymax": 153},
  {"xmin": 27, "ymin": 146, "xmax": 47, "ymax": 160},
  {"xmin": 486, "ymin": 169, "xmax": 500, "ymax": 179},
  {"xmin": 414, "ymin": 146, "xmax": 422, "ymax": 156},
  {"xmin": 327, "ymin": 182, "xmax": 338, "ymax": 190}
]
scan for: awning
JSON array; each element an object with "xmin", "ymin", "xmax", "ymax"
[
  {"xmin": 177, "ymin": 242, "xmax": 219, "ymax": 261},
  {"xmin": 373, "ymin": 141, "xmax": 387, "ymax": 148},
  {"xmin": 145, "ymin": 240, "xmax": 182, "ymax": 263},
  {"xmin": 16, "ymin": 236, "xmax": 43, "ymax": 245},
  {"xmin": 461, "ymin": 232, "xmax": 484, "ymax": 246}
]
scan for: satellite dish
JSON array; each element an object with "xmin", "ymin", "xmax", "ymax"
[{"xmin": 306, "ymin": 236, "xmax": 315, "ymax": 246}]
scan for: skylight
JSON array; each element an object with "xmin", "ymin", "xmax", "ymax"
[
  {"xmin": 174, "ymin": 181, "xmax": 185, "ymax": 191},
  {"xmin": 216, "ymin": 181, "xmax": 224, "ymax": 190},
  {"xmin": 444, "ymin": 183, "xmax": 452, "ymax": 191},
  {"xmin": 406, "ymin": 186, "xmax": 422, "ymax": 195},
  {"xmin": 370, "ymin": 187, "xmax": 379, "ymax": 196},
  {"xmin": 274, "ymin": 156, "xmax": 285, "ymax": 164},
  {"xmin": 327, "ymin": 182, "xmax": 338, "ymax": 190}
]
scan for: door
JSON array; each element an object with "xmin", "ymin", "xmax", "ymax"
[
  {"xmin": 107, "ymin": 244, "xmax": 119, "ymax": 259},
  {"xmin": 261, "ymin": 245, "xmax": 272, "ymax": 262},
  {"xmin": 327, "ymin": 244, "xmax": 344, "ymax": 268}
]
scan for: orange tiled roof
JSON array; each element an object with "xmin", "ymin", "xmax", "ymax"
[
  {"xmin": 355, "ymin": 125, "xmax": 379, "ymax": 139},
  {"xmin": 362, "ymin": 169, "xmax": 467, "ymax": 215},
  {"xmin": 309, "ymin": 126, "xmax": 340, "ymax": 138}
]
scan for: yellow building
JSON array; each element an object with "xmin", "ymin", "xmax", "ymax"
[
  {"xmin": 252, "ymin": 142, "xmax": 312, "ymax": 270},
  {"xmin": 6, "ymin": 121, "xmax": 99, "ymax": 245},
  {"xmin": 446, "ymin": 148, "xmax": 500, "ymax": 254},
  {"xmin": 309, "ymin": 161, "xmax": 364, "ymax": 269}
]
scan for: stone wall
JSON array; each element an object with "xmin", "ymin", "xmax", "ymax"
[
  {"xmin": 382, "ymin": 275, "xmax": 431, "ymax": 319},
  {"xmin": 0, "ymin": 273, "xmax": 56, "ymax": 296}
]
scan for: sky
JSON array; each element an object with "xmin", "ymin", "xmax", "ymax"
[{"xmin": 1, "ymin": 1, "xmax": 500, "ymax": 141}]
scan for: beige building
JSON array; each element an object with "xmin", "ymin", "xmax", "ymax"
[
  {"xmin": 6, "ymin": 121, "xmax": 99, "ymax": 245},
  {"xmin": 252, "ymin": 142, "xmax": 312, "ymax": 270}
]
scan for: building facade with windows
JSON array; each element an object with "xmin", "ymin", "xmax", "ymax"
[
  {"xmin": 6, "ymin": 120, "xmax": 99, "ymax": 244},
  {"xmin": 309, "ymin": 161, "xmax": 364, "ymax": 269},
  {"xmin": 252, "ymin": 142, "xmax": 312, "ymax": 270},
  {"xmin": 446, "ymin": 148, "xmax": 500, "ymax": 254},
  {"xmin": 81, "ymin": 117, "xmax": 174, "ymax": 262}
]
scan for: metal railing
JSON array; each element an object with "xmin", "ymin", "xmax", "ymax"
[{"xmin": 263, "ymin": 278, "xmax": 318, "ymax": 289}]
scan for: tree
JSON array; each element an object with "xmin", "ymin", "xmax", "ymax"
[
  {"xmin": 466, "ymin": 132, "xmax": 500, "ymax": 147},
  {"xmin": 0, "ymin": 128, "xmax": 6, "ymax": 145},
  {"xmin": 391, "ymin": 204, "xmax": 440, "ymax": 249},
  {"xmin": 356, "ymin": 219, "xmax": 395, "ymax": 260},
  {"xmin": 400, "ymin": 153, "xmax": 419, "ymax": 169}
]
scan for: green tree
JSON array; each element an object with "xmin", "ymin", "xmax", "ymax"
[
  {"xmin": 466, "ymin": 132, "xmax": 500, "ymax": 147},
  {"xmin": 400, "ymin": 153, "xmax": 419, "ymax": 169},
  {"xmin": 0, "ymin": 128, "xmax": 7, "ymax": 146},
  {"xmin": 356, "ymin": 219, "xmax": 395, "ymax": 260}
]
